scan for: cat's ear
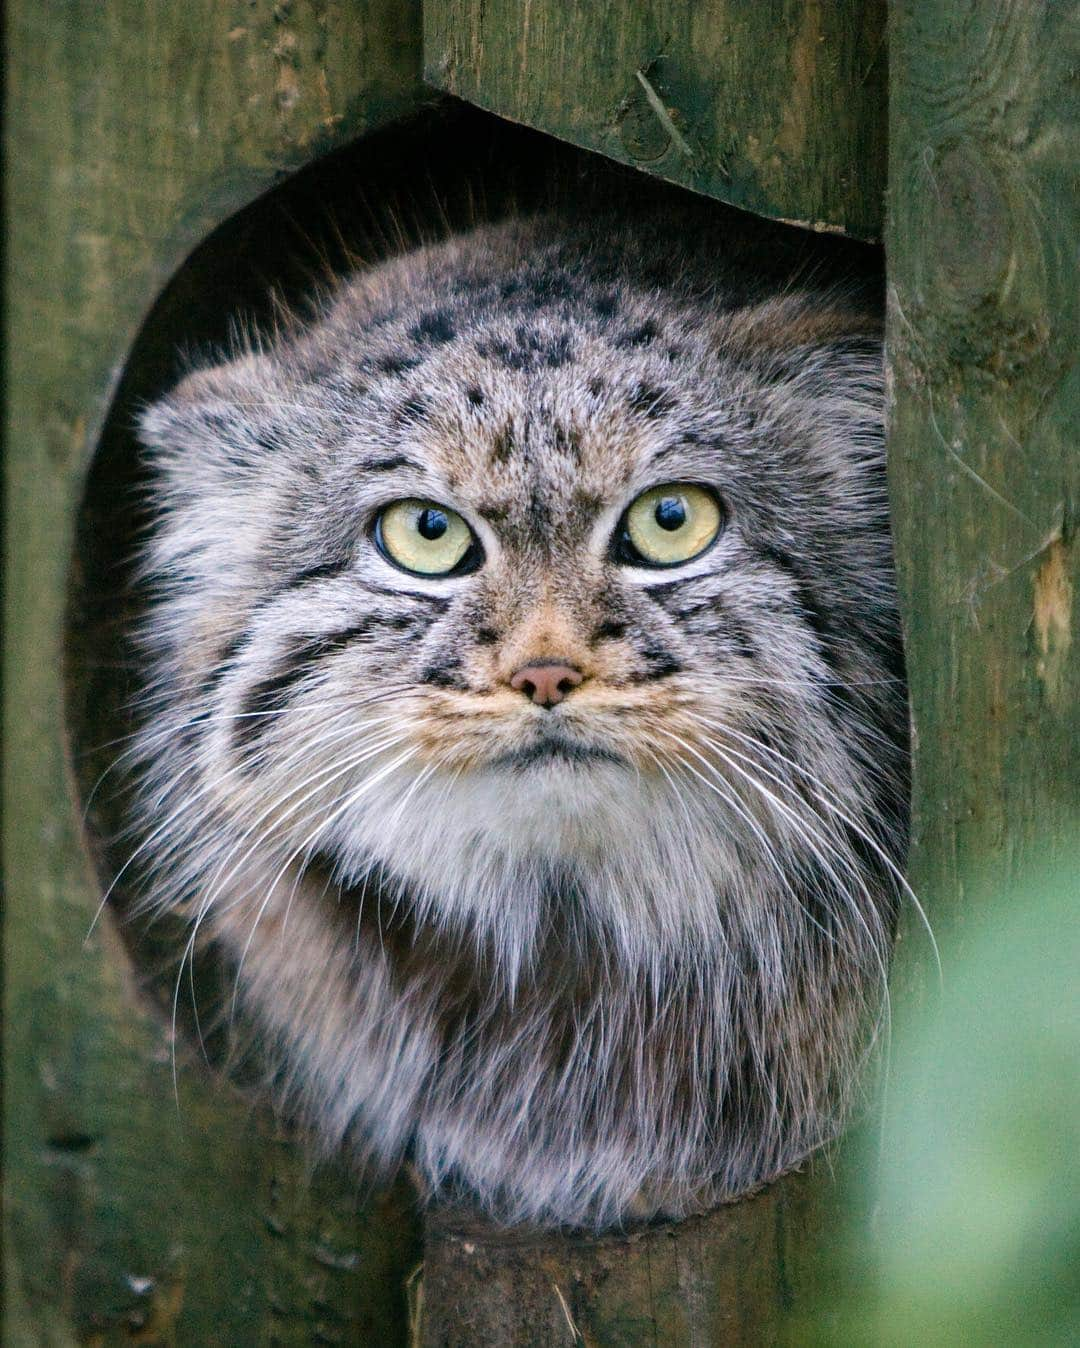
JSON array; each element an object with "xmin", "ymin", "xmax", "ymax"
[
  {"xmin": 137, "ymin": 354, "xmax": 277, "ymax": 482},
  {"xmin": 722, "ymin": 291, "xmax": 883, "ymax": 361},
  {"xmin": 723, "ymin": 291, "xmax": 885, "ymax": 466},
  {"xmin": 727, "ymin": 290, "xmax": 883, "ymax": 395}
]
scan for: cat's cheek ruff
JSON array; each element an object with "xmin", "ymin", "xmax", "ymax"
[
  {"xmin": 131, "ymin": 689, "xmax": 899, "ymax": 1226},
  {"xmin": 126, "ymin": 557, "xmax": 899, "ymax": 1228}
]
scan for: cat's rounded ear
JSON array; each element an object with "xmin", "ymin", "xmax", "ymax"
[
  {"xmin": 137, "ymin": 353, "xmax": 277, "ymax": 480},
  {"xmin": 722, "ymin": 290, "xmax": 885, "ymax": 467},
  {"xmin": 722, "ymin": 290, "xmax": 883, "ymax": 363}
]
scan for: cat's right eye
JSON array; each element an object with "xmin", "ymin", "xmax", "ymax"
[{"xmin": 374, "ymin": 498, "xmax": 481, "ymax": 576}]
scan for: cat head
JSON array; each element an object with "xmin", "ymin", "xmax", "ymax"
[{"xmin": 135, "ymin": 213, "xmax": 906, "ymax": 984}]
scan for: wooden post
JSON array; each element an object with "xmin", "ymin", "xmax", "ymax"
[
  {"xmin": 419, "ymin": 1175, "xmax": 838, "ymax": 1346},
  {"xmin": 886, "ymin": 1, "xmax": 1079, "ymax": 980},
  {"xmin": 4, "ymin": 3, "xmax": 429, "ymax": 1339}
]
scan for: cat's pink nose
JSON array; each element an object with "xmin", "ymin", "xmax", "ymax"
[{"xmin": 509, "ymin": 662, "xmax": 584, "ymax": 708}]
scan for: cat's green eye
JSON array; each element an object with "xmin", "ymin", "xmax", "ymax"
[
  {"xmin": 621, "ymin": 484, "xmax": 723, "ymax": 567},
  {"xmin": 375, "ymin": 499, "xmax": 478, "ymax": 576}
]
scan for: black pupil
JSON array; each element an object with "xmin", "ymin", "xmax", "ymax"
[
  {"xmin": 418, "ymin": 508, "xmax": 449, "ymax": 541},
  {"xmin": 654, "ymin": 496, "xmax": 686, "ymax": 532}
]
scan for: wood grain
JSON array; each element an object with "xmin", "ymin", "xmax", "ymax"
[
  {"xmin": 423, "ymin": 0, "xmax": 888, "ymax": 240},
  {"xmin": 886, "ymin": 1, "xmax": 1080, "ymax": 995},
  {"xmin": 4, "ymin": 2, "xmax": 429, "ymax": 1340},
  {"xmin": 418, "ymin": 1174, "xmax": 838, "ymax": 1346}
]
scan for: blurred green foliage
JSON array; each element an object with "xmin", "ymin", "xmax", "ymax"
[{"xmin": 816, "ymin": 854, "xmax": 1079, "ymax": 1346}]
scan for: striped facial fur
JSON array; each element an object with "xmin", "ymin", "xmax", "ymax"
[{"xmin": 130, "ymin": 208, "xmax": 908, "ymax": 1228}]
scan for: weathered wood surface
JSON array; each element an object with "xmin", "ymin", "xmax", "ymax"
[
  {"xmin": 423, "ymin": 0, "xmax": 888, "ymax": 240},
  {"xmin": 886, "ymin": 1, "xmax": 1080, "ymax": 991},
  {"xmin": 419, "ymin": 1172, "xmax": 849, "ymax": 1347},
  {"xmin": 4, "ymin": 2, "xmax": 430, "ymax": 1340}
]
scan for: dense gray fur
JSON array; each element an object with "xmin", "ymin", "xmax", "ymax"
[{"xmin": 127, "ymin": 208, "xmax": 908, "ymax": 1228}]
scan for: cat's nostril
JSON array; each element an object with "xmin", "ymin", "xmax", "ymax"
[{"xmin": 509, "ymin": 662, "xmax": 584, "ymax": 708}]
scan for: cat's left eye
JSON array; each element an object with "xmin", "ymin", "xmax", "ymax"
[
  {"xmin": 375, "ymin": 499, "xmax": 480, "ymax": 576},
  {"xmin": 616, "ymin": 483, "xmax": 724, "ymax": 567}
]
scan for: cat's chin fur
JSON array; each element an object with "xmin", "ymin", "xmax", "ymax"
[
  {"xmin": 322, "ymin": 754, "xmax": 753, "ymax": 977},
  {"xmin": 161, "ymin": 740, "xmax": 893, "ymax": 1230}
]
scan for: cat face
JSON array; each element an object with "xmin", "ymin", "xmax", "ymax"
[
  {"xmin": 140, "ymin": 217, "xmax": 902, "ymax": 959},
  {"xmin": 131, "ymin": 212, "xmax": 907, "ymax": 1222}
]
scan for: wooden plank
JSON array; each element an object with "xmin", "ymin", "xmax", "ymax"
[
  {"xmin": 419, "ymin": 1174, "xmax": 839, "ymax": 1346},
  {"xmin": 4, "ymin": 1, "xmax": 429, "ymax": 1339},
  {"xmin": 886, "ymin": 1, "xmax": 1079, "ymax": 987},
  {"xmin": 423, "ymin": 0, "xmax": 888, "ymax": 240}
]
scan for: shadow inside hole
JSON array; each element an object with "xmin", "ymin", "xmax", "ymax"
[{"xmin": 66, "ymin": 97, "xmax": 883, "ymax": 1093}]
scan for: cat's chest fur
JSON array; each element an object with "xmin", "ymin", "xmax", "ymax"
[{"xmin": 129, "ymin": 205, "xmax": 907, "ymax": 1228}]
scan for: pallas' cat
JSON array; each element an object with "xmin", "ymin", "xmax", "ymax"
[{"xmin": 126, "ymin": 202, "xmax": 907, "ymax": 1228}]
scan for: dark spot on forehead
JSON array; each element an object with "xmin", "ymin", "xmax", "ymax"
[
  {"xmin": 474, "ymin": 626, "xmax": 499, "ymax": 645},
  {"xmin": 593, "ymin": 293, "xmax": 618, "ymax": 319},
  {"xmin": 629, "ymin": 383, "xmax": 677, "ymax": 419},
  {"xmin": 477, "ymin": 326, "xmax": 573, "ymax": 372},
  {"xmin": 410, "ymin": 309, "xmax": 456, "ymax": 345},
  {"xmin": 476, "ymin": 337, "xmax": 513, "ymax": 368},
  {"xmin": 615, "ymin": 321, "xmax": 658, "ymax": 349},
  {"xmin": 588, "ymin": 377, "xmax": 605, "ymax": 398},
  {"xmin": 394, "ymin": 396, "xmax": 429, "ymax": 426},
  {"xmin": 528, "ymin": 272, "xmax": 573, "ymax": 306},
  {"xmin": 525, "ymin": 497, "xmax": 553, "ymax": 533},
  {"xmin": 541, "ymin": 332, "xmax": 573, "ymax": 368},
  {"xmin": 376, "ymin": 353, "xmax": 423, "ymax": 377},
  {"xmin": 553, "ymin": 423, "xmax": 582, "ymax": 461},
  {"xmin": 498, "ymin": 272, "xmax": 573, "ymax": 311},
  {"xmin": 489, "ymin": 422, "xmax": 515, "ymax": 465},
  {"xmin": 466, "ymin": 385, "xmax": 485, "ymax": 408}
]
